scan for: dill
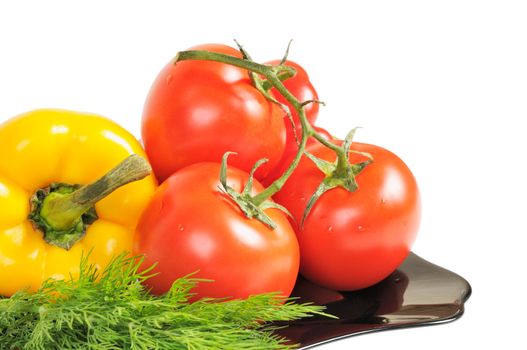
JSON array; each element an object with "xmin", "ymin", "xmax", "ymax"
[{"xmin": 0, "ymin": 254, "xmax": 328, "ymax": 349}]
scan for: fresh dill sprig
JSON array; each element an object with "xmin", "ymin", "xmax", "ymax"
[{"xmin": 0, "ymin": 253, "xmax": 329, "ymax": 350}]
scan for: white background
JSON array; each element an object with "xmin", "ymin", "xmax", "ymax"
[{"xmin": 1, "ymin": 1, "xmax": 526, "ymax": 348}]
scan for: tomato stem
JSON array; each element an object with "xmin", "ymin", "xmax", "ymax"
[
  {"xmin": 176, "ymin": 50, "xmax": 277, "ymax": 76},
  {"xmin": 251, "ymin": 73, "xmax": 309, "ymax": 206},
  {"xmin": 260, "ymin": 71, "xmax": 296, "ymax": 91},
  {"xmin": 175, "ymin": 49, "xmax": 354, "ymax": 211}
]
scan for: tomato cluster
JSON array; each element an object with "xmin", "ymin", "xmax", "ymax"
[{"xmin": 135, "ymin": 43, "xmax": 421, "ymax": 300}]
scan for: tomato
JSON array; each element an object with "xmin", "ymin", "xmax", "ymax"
[
  {"xmin": 273, "ymin": 141, "xmax": 420, "ymax": 291},
  {"xmin": 134, "ymin": 162, "xmax": 300, "ymax": 299},
  {"xmin": 263, "ymin": 60, "xmax": 319, "ymax": 185},
  {"xmin": 142, "ymin": 44, "xmax": 286, "ymax": 183}
]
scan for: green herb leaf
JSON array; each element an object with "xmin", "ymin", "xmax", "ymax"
[{"xmin": 0, "ymin": 253, "xmax": 329, "ymax": 350}]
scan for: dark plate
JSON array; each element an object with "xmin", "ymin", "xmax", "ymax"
[{"xmin": 276, "ymin": 252, "xmax": 472, "ymax": 349}]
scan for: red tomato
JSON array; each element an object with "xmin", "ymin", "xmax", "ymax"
[
  {"xmin": 134, "ymin": 162, "xmax": 300, "ymax": 299},
  {"xmin": 273, "ymin": 142, "xmax": 420, "ymax": 291},
  {"xmin": 263, "ymin": 60, "xmax": 319, "ymax": 185},
  {"xmin": 142, "ymin": 44, "xmax": 286, "ymax": 182}
]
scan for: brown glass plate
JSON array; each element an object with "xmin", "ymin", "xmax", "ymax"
[{"xmin": 276, "ymin": 252, "xmax": 472, "ymax": 349}]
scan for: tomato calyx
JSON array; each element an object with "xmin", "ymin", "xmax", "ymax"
[
  {"xmin": 219, "ymin": 152, "xmax": 292, "ymax": 229},
  {"xmin": 235, "ymin": 39, "xmax": 296, "ymax": 94},
  {"xmin": 28, "ymin": 155, "xmax": 151, "ymax": 250},
  {"xmin": 301, "ymin": 128, "xmax": 373, "ymax": 226}
]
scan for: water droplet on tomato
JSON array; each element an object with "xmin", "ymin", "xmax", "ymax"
[
  {"xmin": 166, "ymin": 74, "xmax": 173, "ymax": 85},
  {"xmin": 177, "ymin": 224, "xmax": 184, "ymax": 232},
  {"xmin": 327, "ymin": 226, "xmax": 334, "ymax": 233},
  {"xmin": 357, "ymin": 225, "xmax": 365, "ymax": 232}
]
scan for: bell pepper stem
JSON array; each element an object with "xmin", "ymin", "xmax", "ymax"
[{"xmin": 41, "ymin": 155, "xmax": 151, "ymax": 231}]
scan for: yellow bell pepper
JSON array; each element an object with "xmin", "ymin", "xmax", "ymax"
[{"xmin": 0, "ymin": 109, "xmax": 157, "ymax": 297}]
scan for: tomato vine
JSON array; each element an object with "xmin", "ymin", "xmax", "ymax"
[{"xmin": 175, "ymin": 46, "xmax": 372, "ymax": 227}]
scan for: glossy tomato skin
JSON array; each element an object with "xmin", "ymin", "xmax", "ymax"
[
  {"xmin": 134, "ymin": 162, "xmax": 300, "ymax": 299},
  {"xmin": 142, "ymin": 44, "xmax": 286, "ymax": 183},
  {"xmin": 273, "ymin": 142, "xmax": 420, "ymax": 291},
  {"xmin": 263, "ymin": 60, "xmax": 319, "ymax": 185}
]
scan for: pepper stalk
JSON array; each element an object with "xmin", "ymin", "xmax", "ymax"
[{"xmin": 28, "ymin": 155, "xmax": 151, "ymax": 250}]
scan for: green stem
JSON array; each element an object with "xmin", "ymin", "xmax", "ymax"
[
  {"xmin": 310, "ymin": 130, "xmax": 339, "ymax": 152},
  {"xmin": 41, "ymin": 155, "xmax": 151, "ymax": 230},
  {"xmin": 251, "ymin": 74, "xmax": 308, "ymax": 206},
  {"xmin": 176, "ymin": 50, "xmax": 275, "ymax": 76},
  {"xmin": 260, "ymin": 70, "xmax": 296, "ymax": 91}
]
